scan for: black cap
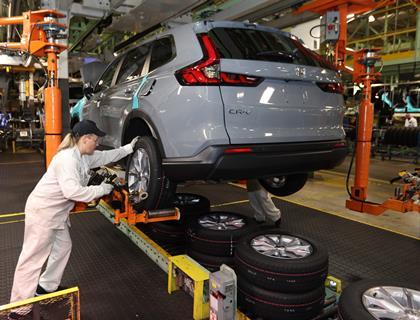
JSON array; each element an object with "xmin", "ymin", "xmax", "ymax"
[{"xmin": 72, "ymin": 120, "xmax": 106, "ymax": 137}]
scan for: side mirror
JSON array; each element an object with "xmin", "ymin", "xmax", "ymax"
[{"xmin": 83, "ymin": 82, "xmax": 94, "ymax": 100}]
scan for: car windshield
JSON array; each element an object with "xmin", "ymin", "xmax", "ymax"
[{"xmin": 209, "ymin": 27, "xmax": 336, "ymax": 70}]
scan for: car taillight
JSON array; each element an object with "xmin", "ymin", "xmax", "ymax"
[
  {"xmin": 316, "ymin": 82, "xmax": 344, "ymax": 94},
  {"xmin": 175, "ymin": 34, "xmax": 262, "ymax": 86},
  {"xmin": 224, "ymin": 147, "xmax": 253, "ymax": 154}
]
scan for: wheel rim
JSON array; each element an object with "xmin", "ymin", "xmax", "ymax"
[
  {"xmin": 127, "ymin": 147, "xmax": 150, "ymax": 204},
  {"xmin": 198, "ymin": 213, "xmax": 245, "ymax": 231},
  {"xmin": 264, "ymin": 176, "xmax": 286, "ymax": 188},
  {"xmin": 174, "ymin": 194, "xmax": 201, "ymax": 206},
  {"xmin": 362, "ymin": 286, "xmax": 420, "ymax": 320},
  {"xmin": 250, "ymin": 234, "xmax": 313, "ymax": 259}
]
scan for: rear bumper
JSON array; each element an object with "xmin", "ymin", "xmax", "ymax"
[{"xmin": 163, "ymin": 140, "xmax": 347, "ymax": 181}]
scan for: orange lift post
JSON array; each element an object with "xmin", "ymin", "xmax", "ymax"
[
  {"xmin": 295, "ymin": 0, "xmax": 419, "ymax": 214},
  {"xmin": 0, "ymin": 10, "xmax": 67, "ymax": 167}
]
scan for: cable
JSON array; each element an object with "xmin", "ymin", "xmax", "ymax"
[{"xmin": 309, "ymin": 24, "xmax": 323, "ymax": 39}]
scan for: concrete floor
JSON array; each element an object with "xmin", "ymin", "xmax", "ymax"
[{"xmin": 267, "ymin": 156, "xmax": 420, "ymax": 239}]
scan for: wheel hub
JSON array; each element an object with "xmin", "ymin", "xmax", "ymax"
[
  {"xmin": 363, "ymin": 286, "xmax": 420, "ymax": 320},
  {"xmin": 251, "ymin": 234, "xmax": 313, "ymax": 259},
  {"xmin": 127, "ymin": 147, "xmax": 150, "ymax": 204},
  {"xmin": 198, "ymin": 214, "xmax": 245, "ymax": 231}
]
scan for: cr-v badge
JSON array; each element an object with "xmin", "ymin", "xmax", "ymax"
[{"xmin": 229, "ymin": 108, "xmax": 251, "ymax": 115}]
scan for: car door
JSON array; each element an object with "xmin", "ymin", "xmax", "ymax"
[
  {"xmin": 99, "ymin": 44, "xmax": 152, "ymax": 147},
  {"xmin": 83, "ymin": 56, "xmax": 123, "ymax": 140},
  {"xmin": 207, "ymin": 23, "xmax": 344, "ymax": 145}
]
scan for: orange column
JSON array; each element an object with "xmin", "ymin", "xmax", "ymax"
[
  {"xmin": 352, "ymin": 79, "xmax": 373, "ymax": 201},
  {"xmin": 44, "ymin": 51, "xmax": 62, "ymax": 167}
]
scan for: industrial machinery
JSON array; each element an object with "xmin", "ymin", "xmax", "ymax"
[
  {"xmin": 73, "ymin": 167, "xmax": 181, "ymax": 226},
  {"xmin": 295, "ymin": 0, "xmax": 419, "ymax": 214},
  {"xmin": 0, "ymin": 9, "xmax": 67, "ymax": 166}
]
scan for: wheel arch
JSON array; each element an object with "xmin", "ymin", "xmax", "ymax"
[{"xmin": 121, "ymin": 110, "xmax": 165, "ymax": 157}]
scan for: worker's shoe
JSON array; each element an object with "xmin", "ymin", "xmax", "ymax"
[
  {"xmin": 8, "ymin": 307, "xmax": 32, "ymax": 319},
  {"xmin": 35, "ymin": 285, "xmax": 68, "ymax": 296}
]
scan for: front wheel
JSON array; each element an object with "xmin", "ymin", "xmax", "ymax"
[
  {"xmin": 259, "ymin": 173, "xmax": 308, "ymax": 197},
  {"xmin": 125, "ymin": 136, "xmax": 175, "ymax": 212}
]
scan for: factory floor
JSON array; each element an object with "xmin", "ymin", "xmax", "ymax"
[{"xmin": 0, "ymin": 149, "xmax": 419, "ymax": 319}]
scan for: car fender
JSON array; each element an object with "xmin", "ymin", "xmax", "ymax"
[{"xmin": 121, "ymin": 109, "xmax": 166, "ymax": 157}]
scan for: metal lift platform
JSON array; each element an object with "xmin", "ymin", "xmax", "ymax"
[{"xmin": 0, "ymin": 153, "xmax": 419, "ymax": 319}]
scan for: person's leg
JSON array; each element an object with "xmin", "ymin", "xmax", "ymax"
[
  {"xmin": 256, "ymin": 188, "xmax": 281, "ymax": 223},
  {"xmin": 10, "ymin": 222, "xmax": 55, "ymax": 303},
  {"xmin": 247, "ymin": 180, "xmax": 281, "ymax": 224},
  {"xmin": 247, "ymin": 180, "xmax": 266, "ymax": 222},
  {"xmin": 38, "ymin": 224, "xmax": 72, "ymax": 292}
]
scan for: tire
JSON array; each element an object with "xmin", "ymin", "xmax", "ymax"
[
  {"xmin": 150, "ymin": 193, "xmax": 211, "ymax": 243},
  {"xmin": 338, "ymin": 280, "xmax": 420, "ymax": 320},
  {"xmin": 235, "ymin": 229, "xmax": 328, "ymax": 293},
  {"xmin": 188, "ymin": 249, "xmax": 235, "ymax": 272},
  {"xmin": 238, "ymin": 276, "xmax": 325, "ymax": 320},
  {"xmin": 187, "ymin": 212, "xmax": 257, "ymax": 257},
  {"xmin": 258, "ymin": 173, "xmax": 308, "ymax": 197},
  {"xmin": 173, "ymin": 193, "xmax": 210, "ymax": 215},
  {"xmin": 125, "ymin": 136, "xmax": 176, "ymax": 212}
]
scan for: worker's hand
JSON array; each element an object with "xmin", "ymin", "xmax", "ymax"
[
  {"xmin": 100, "ymin": 181, "xmax": 114, "ymax": 195},
  {"xmin": 130, "ymin": 136, "xmax": 140, "ymax": 149}
]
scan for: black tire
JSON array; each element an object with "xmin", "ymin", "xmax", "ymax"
[
  {"xmin": 150, "ymin": 193, "xmax": 210, "ymax": 243},
  {"xmin": 258, "ymin": 174, "xmax": 308, "ymax": 197},
  {"xmin": 187, "ymin": 212, "xmax": 257, "ymax": 257},
  {"xmin": 188, "ymin": 249, "xmax": 235, "ymax": 272},
  {"xmin": 238, "ymin": 276, "xmax": 325, "ymax": 320},
  {"xmin": 125, "ymin": 136, "xmax": 176, "ymax": 212},
  {"xmin": 173, "ymin": 193, "xmax": 210, "ymax": 215},
  {"xmin": 338, "ymin": 280, "xmax": 420, "ymax": 320},
  {"xmin": 235, "ymin": 229, "xmax": 328, "ymax": 293}
]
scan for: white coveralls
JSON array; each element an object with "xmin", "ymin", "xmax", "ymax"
[
  {"xmin": 246, "ymin": 180, "xmax": 281, "ymax": 223},
  {"xmin": 10, "ymin": 144, "xmax": 133, "ymax": 303}
]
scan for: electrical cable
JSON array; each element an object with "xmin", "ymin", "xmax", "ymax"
[{"xmin": 309, "ymin": 24, "xmax": 323, "ymax": 39}]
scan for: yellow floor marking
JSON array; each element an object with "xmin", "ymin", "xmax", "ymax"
[
  {"xmin": 0, "ymin": 209, "xmax": 97, "ymax": 221},
  {"xmin": 229, "ymin": 182, "xmax": 419, "ymax": 241},
  {"xmin": 211, "ymin": 199, "xmax": 250, "ymax": 208},
  {"xmin": 0, "ymin": 219, "xmax": 25, "ymax": 225}
]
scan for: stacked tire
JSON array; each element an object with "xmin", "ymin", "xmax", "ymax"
[
  {"xmin": 235, "ymin": 229, "xmax": 328, "ymax": 320},
  {"xmin": 149, "ymin": 193, "xmax": 210, "ymax": 244},
  {"xmin": 383, "ymin": 127, "xmax": 420, "ymax": 147},
  {"xmin": 187, "ymin": 212, "xmax": 256, "ymax": 271}
]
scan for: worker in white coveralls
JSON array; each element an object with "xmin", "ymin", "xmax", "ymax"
[
  {"xmin": 9, "ymin": 120, "xmax": 138, "ymax": 319},
  {"xmin": 247, "ymin": 179, "xmax": 281, "ymax": 227}
]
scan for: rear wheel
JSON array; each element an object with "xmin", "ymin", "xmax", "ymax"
[
  {"xmin": 125, "ymin": 136, "xmax": 175, "ymax": 212},
  {"xmin": 259, "ymin": 173, "xmax": 308, "ymax": 197}
]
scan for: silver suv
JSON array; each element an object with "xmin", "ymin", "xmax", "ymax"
[{"xmin": 71, "ymin": 21, "xmax": 346, "ymax": 211}]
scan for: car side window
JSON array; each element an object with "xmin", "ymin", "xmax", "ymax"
[
  {"xmin": 95, "ymin": 57, "xmax": 122, "ymax": 92},
  {"xmin": 149, "ymin": 36, "xmax": 175, "ymax": 72},
  {"xmin": 116, "ymin": 44, "xmax": 151, "ymax": 84}
]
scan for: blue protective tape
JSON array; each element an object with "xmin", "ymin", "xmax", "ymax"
[
  {"xmin": 132, "ymin": 75, "xmax": 149, "ymax": 110},
  {"xmin": 70, "ymin": 97, "xmax": 87, "ymax": 120}
]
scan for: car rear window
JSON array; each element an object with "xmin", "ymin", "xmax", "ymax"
[{"xmin": 209, "ymin": 27, "xmax": 335, "ymax": 70}]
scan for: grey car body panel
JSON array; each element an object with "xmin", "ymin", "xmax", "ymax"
[{"xmin": 82, "ymin": 21, "xmax": 346, "ymax": 181}]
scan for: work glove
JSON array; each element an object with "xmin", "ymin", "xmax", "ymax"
[
  {"xmin": 100, "ymin": 181, "xmax": 114, "ymax": 195},
  {"xmin": 130, "ymin": 136, "xmax": 140, "ymax": 149}
]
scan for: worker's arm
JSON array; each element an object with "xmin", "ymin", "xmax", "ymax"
[
  {"xmin": 86, "ymin": 144, "xmax": 133, "ymax": 169},
  {"xmin": 56, "ymin": 157, "xmax": 109, "ymax": 202}
]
